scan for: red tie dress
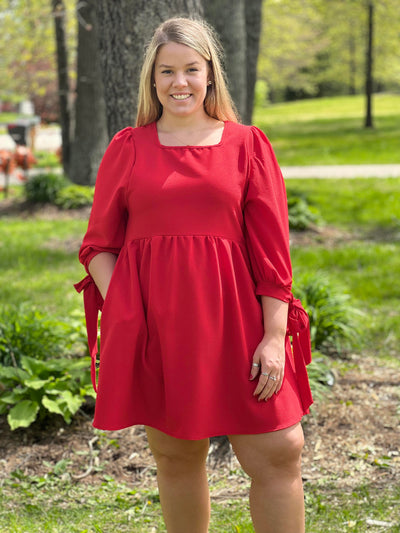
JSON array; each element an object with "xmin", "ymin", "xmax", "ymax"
[{"xmin": 75, "ymin": 121, "xmax": 312, "ymax": 439}]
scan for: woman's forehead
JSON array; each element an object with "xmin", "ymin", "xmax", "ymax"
[{"xmin": 155, "ymin": 42, "xmax": 206, "ymax": 67}]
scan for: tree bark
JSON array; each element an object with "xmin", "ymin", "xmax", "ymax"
[
  {"xmin": 203, "ymin": 0, "xmax": 247, "ymax": 120},
  {"xmin": 364, "ymin": 0, "xmax": 374, "ymax": 128},
  {"xmin": 70, "ymin": 0, "xmax": 108, "ymax": 185},
  {"xmin": 51, "ymin": 0, "xmax": 71, "ymax": 175},
  {"xmin": 244, "ymin": 0, "xmax": 263, "ymax": 124},
  {"xmin": 96, "ymin": 0, "xmax": 203, "ymax": 139}
]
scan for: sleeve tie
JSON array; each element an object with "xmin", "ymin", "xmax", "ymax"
[
  {"xmin": 286, "ymin": 295, "xmax": 313, "ymax": 411},
  {"xmin": 74, "ymin": 275, "xmax": 104, "ymax": 392}
]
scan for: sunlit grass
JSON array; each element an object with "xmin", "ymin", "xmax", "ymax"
[{"xmin": 254, "ymin": 93, "xmax": 400, "ymax": 165}]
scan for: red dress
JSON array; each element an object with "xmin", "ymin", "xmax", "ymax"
[{"xmin": 75, "ymin": 121, "xmax": 313, "ymax": 439}]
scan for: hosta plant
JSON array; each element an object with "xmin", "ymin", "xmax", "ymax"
[{"xmin": 0, "ymin": 355, "xmax": 95, "ymax": 430}]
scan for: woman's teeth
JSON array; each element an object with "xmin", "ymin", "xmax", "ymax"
[{"xmin": 172, "ymin": 94, "xmax": 190, "ymax": 100}]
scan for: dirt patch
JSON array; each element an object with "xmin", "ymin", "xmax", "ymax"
[{"xmin": 0, "ymin": 354, "xmax": 399, "ymax": 497}]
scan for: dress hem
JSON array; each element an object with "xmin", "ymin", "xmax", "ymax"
[{"xmin": 92, "ymin": 411, "xmax": 310, "ymax": 440}]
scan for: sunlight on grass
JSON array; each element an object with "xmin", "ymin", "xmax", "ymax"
[{"xmin": 254, "ymin": 94, "xmax": 400, "ymax": 165}]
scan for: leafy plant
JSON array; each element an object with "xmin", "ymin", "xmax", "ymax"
[
  {"xmin": 54, "ymin": 184, "xmax": 94, "ymax": 209},
  {"xmin": 0, "ymin": 304, "xmax": 86, "ymax": 367},
  {"xmin": 288, "ymin": 195, "xmax": 321, "ymax": 231},
  {"xmin": 294, "ymin": 274, "xmax": 363, "ymax": 356},
  {"xmin": 0, "ymin": 355, "xmax": 95, "ymax": 430},
  {"xmin": 306, "ymin": 352, "xmax": 335, "ymax": 402},
  {"xmin": 24, "ymin": 172, "xmax": 67, "ymax": 204}
]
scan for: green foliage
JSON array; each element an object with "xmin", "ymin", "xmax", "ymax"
[
  {"xmin": 0, "ymin": 304, "xmax": 87, "ymax": 367},
  {"xmin": 306, "ymin": 353, "xmax": 335, "ymax": 402},
  {"xmin": 294, "ymin": 274, "xmax": 362, "ymax": 356},
  {"xmin": 24, "ymin": 172, "xmax": 68, "ymax": 204},
  {"xmin": 287, "ymin": 194, "xmax": 321, "ymax": 230},
  {"xmin": 0, "ymin": 355, "xmax": 95, "ymax": 430},
  {"xmin": 34, "ymin": 150, "xmax": 60, "ymax": 169},
  {"xmin": 54, "ymin": 184, "xmax": 94, "ymax": 209}
]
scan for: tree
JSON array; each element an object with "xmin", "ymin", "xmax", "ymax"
[
  {"xmin": 52, "ymin": 0, "xmax": 71, "ymax": 175},
  {"xmin": 203, "ymin": 0, "xmax": 247, "ymax": 119},
  {"xmin": 69, "ymin": 0, "xmax": 108, "ymax": 184},
  {"xmin": 203, "ymin": 0, "xmax": 262, "ymax": 124},
  {"xmin": 96, "ymin": 0, "xmax": 203, "ymax": 139},
  {"xmin": 244, "ymin": 0, "xmax": 263, "ymax": 124},
  {"xmin": 364, "ymin": 1, "xmax": 374, "ymax": 128}
]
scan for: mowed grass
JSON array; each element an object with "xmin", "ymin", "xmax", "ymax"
[
  {"xmin": 254, "ymin": 93, "xmax": 400, "ymax": 165},
  {"xmin": 1, "ymin": 476, "xmax": 399, "ymax": 532},
  {"xmin": 287, "ymin": 177, "xmax": 400, "ymax": 358},
  {"xmin": 0, "ymin": 215, "xmax": 87, "ymax": 318}
]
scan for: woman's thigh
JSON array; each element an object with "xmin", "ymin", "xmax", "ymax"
[
  {"xmin": 228, "ymin": 423, "xmax": 304, "ymax": 478},
  {"xmin": 145, "ymin": 426, "xmax": 210, "ymax": 469}
]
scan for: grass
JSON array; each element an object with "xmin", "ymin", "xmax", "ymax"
[
  {"xmin": 254, "ymin": 93, "xmax": 400, "ymax": 165},
  {"xmin": 0, "ymin": 475, "xmax": 399, "ymax": 532},
  {"xmin": 287, "ymin": 178, "xmax": 400, "ymax": 359},
  {"xmin": 0, "ymin": 215, "xmax": 86, "ymax": 318}
]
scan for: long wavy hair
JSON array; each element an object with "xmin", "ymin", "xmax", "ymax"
[{"xmin": 136, "ymin": 17, "xmax": 239, "ymax": 127}]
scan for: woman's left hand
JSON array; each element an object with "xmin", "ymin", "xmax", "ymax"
[{"xmin": 249, "ymin": 335, "xmax": 285, "ymax": 401}]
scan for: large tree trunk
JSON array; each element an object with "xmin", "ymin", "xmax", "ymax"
[
  {"xmin": 364, "ymin": 0, "xmax": 374, "ymax": 128},
  {"xmin": 203, "ymin": 0, "xmax": 247, "ymax": 120},
  {"xmin": 52, "ymin": 0, "xmax": 71, "ymax": 175},
  {"xmin": 96, "ymin": 0, "xmax": 203, "ymax": 139},
  {"xmin": 70, "ymin": 0, "xmax": 108, "ymax": 185},
  {"xmin": 244, "ymin": 0, "xmax": 263, "ymax": 124}
]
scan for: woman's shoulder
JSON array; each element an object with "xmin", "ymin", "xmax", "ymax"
[{"xmin": 225, "ymin": 122, "xmax": 270, "ymax": 151}]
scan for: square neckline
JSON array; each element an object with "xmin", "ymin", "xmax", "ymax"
[{"xmin": 153, "ymin": 120, "xmax": 228, "ymax": 149}]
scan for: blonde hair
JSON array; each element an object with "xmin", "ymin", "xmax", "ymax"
[{"xmin": 136, "ymin": 17, "xmax": 239, "ymax": 127}]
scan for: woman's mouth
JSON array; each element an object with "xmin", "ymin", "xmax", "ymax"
[{"xmin": 171, "ymin": 94, "xmax": 191, "ymax": 100}]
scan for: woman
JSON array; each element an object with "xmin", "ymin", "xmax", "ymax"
[{"xmin": 75, "ymin": 17, "xmax": 312, "ymax": 533}]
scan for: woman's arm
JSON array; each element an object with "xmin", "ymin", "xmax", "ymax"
[
  {"xmin": 88, "ymin": 252, "xmax": 117, "ymax": 300},
  {"xmin": 249, "ymin": 296, "xmax": 288, "ymax": 401}
]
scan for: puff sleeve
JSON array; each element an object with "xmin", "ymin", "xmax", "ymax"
[
  {"xmin": 244, "ymin": 126, "xmax": 292, "ymax": 302},
  {"xmin": 74, "ymin": 128, "xmax": 135, "ymax": 391},
  {"xmin": 78, "ymin": 127, "xmax": 135, "ymax": 272}
]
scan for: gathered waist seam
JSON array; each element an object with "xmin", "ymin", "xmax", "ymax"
[{"xmin": 124, "ymin": 233, "xmax": 246, "ymax": 246}]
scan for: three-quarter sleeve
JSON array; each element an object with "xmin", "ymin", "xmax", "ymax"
[
  {"xmin": 244, "ymin": 126, "xmax": 292, "ymax": 302},
  {"xmin": 79, "ymin": 127, "xmax": 135, "ymax": 272}
]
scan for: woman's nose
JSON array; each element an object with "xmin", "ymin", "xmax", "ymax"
[{"xmin": 172, "ymin": 72, "xmax": 188, "ymax": 87}]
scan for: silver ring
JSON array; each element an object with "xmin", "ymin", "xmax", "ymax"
[
  {"xmin": 261, "ymin": 372, "xmax": 270, "ymax": 377},
  {"xmin": 252, "ymin": 363, "xmax": 260, "ymax": 367},
  {"xmin": 269, "ymin": 376, "xmax": 277, "ymax": 381}
]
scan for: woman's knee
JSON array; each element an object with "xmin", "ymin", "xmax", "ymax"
[
  {"xmin": 145, "ymin": 426, "xmax": 209, "ymax": 474},
  {"xmin": 229, "ymin": 423, "xmax": 304, "ymax": 480}
]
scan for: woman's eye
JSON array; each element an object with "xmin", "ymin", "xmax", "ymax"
[
  {"xmin": 161, "ymin": 70, "xmax": 172, "ymax": 74},
  {"xmin": 188, "ymin": 68, "xmax": 198, "ymax": 72}
]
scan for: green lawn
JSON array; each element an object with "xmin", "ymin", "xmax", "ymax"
[{"xmin": 254, "ymin": 93, "xmax": 400, "ymax": 165}]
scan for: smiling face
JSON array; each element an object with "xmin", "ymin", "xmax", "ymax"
[{"xmin": 154, "ymin": 41, "xmax": 210, "ymax": 122}]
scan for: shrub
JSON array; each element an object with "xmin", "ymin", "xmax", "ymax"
[
  {"xmin": 54, "ymin": 184, "xmax": 94, "ymax": 209},
  {"xmin": 306, "ymin": 352, "xmax": 335, "ymax": 402},
  {"xmin": 0, "ymin": 355, "xmax": 95, "ymax": 430},
  {"xmin": 25, "ymin": 172, "xmax": 67, "ymax": 204},
  {"xmin": 288, "ymin": 195, "xmax": 321, "ymax": 231},
  {"xmin": 0, "ymin": 304, "xmax": 87, "ymax": 367},
  {"xmin": 294, "ymin": 274, "xmax": 363, "ymax": 356}
]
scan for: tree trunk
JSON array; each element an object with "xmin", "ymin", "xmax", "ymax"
[
  {"xmin": 244, "ymin": 0, "xmax": 263, "ymax": 124},
  {"xmin": 51, "ymin": 0, "xmax": 71, "ymax": 175},
  {"xmin": 69, "ymin": 0, "xmax": 108, "ymax": 185},
  {"xmin": 364, "ymin": 0, "xmax": 374, "ymax": 128},
  {"xmin": 96, "ymin": 0, "xmax": 203, "ymax": 139},
  {"xmin": 203, "ymin": 0, "xmax": 247, "ymax": 120}
]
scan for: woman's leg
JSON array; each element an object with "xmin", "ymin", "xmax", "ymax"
[
  {"xmin": 145, "ymin": 426, "xmax": 210, "ymax": 533},
  {"xmin": 229, "ymin": 423, "xmax": 305, "ymax": 533}
]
